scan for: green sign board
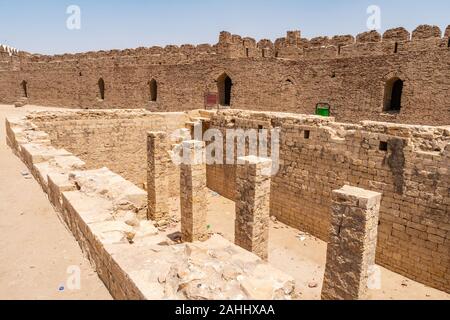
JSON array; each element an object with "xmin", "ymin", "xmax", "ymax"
[{"xmin": 315, "ymin": 103, "xmax": 330, "ymax": 117}]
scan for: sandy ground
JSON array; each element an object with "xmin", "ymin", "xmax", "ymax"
[
  {"xmin": 205, "ymin": 191, "xmax": 450, "ymax": 300},
  {"xmin": 1, "ymin": 103, "xmax": 449, "ymax": 300},
  {"xmin": 0, "ymin": 104, "xmax": 111, "ymax": 300}
]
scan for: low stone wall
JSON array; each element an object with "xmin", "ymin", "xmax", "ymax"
[
  {"xmin": 28, "ymin": 109, "xmax": 188, "ymax": 196},
  {"xmin": 207, "ymin": 109, "xmax": 450, "ymax": 293},
  {"xmin": 5, "ymin": 112, "xmax": 296, "ymax": 300}
]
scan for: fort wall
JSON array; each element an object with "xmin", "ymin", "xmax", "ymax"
[{"xmin": 1, "ymin": 24, "xmax": 449, "ymax": 125}]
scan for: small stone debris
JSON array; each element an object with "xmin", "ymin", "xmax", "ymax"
[
  {"xmin": 308, "ymin": 282, "xmax": 318, "ymax": 289},
  {"xmin": 155, "ymin": 219, "xmax": 169, "ymax": 228},
  {"xmin": 158, "ymin": 274, "xmax": 167, "ymax": 284},
  {"xmin": 21, "ymin": 171, "xmax": 32, "ymax": 179},
  {"xmin": 125, "ymin": 231, "xmax": 136, "ymax": 244}
]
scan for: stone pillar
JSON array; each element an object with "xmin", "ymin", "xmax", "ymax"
[
  {"xmin": 147, "ymin": 132, "xmax": 170, "ymax": 222},
  {"xmin": 235, "ymin": 155, "xmax": 272, "ymax": 260},
  {"xmin": 321, "ymin": 185, "xmax": 382, "ymax": 300},
  {"xmin": 180, "ymin": 140, "xmax": 208, "ymax": 242}
]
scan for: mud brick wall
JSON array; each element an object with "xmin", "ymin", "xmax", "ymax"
[
  {"xmin": 207, "ymin": 110, "xmax": 450, "ymax": 293},
  {"xmin": 1, "ymin": 25, "xmax": 450, "ymax": 126},
  {"xmin": 30, "ymin": 110, "xmax": 188, "ymax": 194}
]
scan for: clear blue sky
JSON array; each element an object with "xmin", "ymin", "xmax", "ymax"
[{"xmin": 0, "ymin": 0, "xmax": 448, "ymax": 54}]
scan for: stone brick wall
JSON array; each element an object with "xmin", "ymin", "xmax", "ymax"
[
  {"xmin": 1, "ymin": 24, "xmax": 450, "ymax": 125},
  {"xmin": 207, "ymin": 109, "xmax": 450, "ymax": 293},
  {"xmin": 20, "ymin": 107, "xmax": 450, "ymax": 293},
  {"xmin": 30, "ymin": 110, "xmax": 188, "ymax": 194},
  {"xmin": 322, "ymin": 186, "xmax": 382, "ymax": 300}
]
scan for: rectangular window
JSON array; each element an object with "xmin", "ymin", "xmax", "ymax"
[{"xmin": 379, "ymin": 141, "xmax": 388, "ymax": 151}]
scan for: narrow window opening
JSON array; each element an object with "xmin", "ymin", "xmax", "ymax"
[
  {"xmin": 98, "ymin": 78, "xmax": 105, "ymax": 100},
  {"xmin": 262, "ymin": 49, "xmax": 266, "ymax": 58},
  {"xmin": 149, "ymin": 79, "xmax": 158, "ymax": 102},
  {"xmin": 394, "ymin": 42, "xmax": 399, "ymax": 53},
  {"xmin": 246, "ymin": 48, "xmax": 249, "ymax": 57},
  {"xmin": 383, "ymin": 78, "xmax": 403, "ymax": 112},
  {"xmin": 21, "ymin": 80, "xmax": 28, "ymax": 98},
  {"xmin": 338, "ymin": 45, "xmax": 342, "ymax": 55},
  {"xmin": 447, "ymin": 38, "xmax": 450, "ymax": 48},
  {"xmin": 379, "ymin": 141, "xmax": 388, "ymax": 152},
  {"xmin": 304, "ymin": 130, "xmax": 310, "ymax": 139},
  {"xmin": 217, "ymin": 73, "xmax": 232, "ymax": 106}
]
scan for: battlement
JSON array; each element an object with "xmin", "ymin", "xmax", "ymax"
[
  {"xmin": 26, "ymin": 43, "xmax": 218, "ymax": 65},
  {"xmin": 0, "ymin": 44, "xmax": 20, "ymax": 56},
  {"xmin": 215, "ymin": 24, "xmax": 450, "ymax": 60},
  {"xmin": 10, "ymin": 24, "xmax": 450, "ymax": 66}
]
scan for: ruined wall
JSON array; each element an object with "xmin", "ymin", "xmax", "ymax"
[
  {"xmin": 18, "ymin": 106, "xmax": 450, "ymax": 293},
  {"xmin": 207, "ymin": 109, "xmax": 450, "ymax": 293},
  {"xmin": 1, "ymin": 25, "xmax": 450, "ymax": 125},
  {"xmin": 30, "ymin": 110, "xmax": 188, "ymax": 194}
]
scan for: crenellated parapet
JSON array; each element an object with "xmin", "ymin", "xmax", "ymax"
[
  {"xmin": 0, "ymin": 44, "xmax": 20, "ymax": 57},
  {"xmin": 445, "ymin": 25, "xmax": 450, "ymax": 38},
  {"xmin": 299, "ymin": 24, "xmax": 449, "ymax": 60},
  {"xmin": 382, "ymin": 27, "xmax": 410, "ymax": 42},
  {"xmin": 213, "ymin": 24, "xmax": 449, "ymax": 61},
  {"xmin": 412, "ymin": 24, "xmax": 442, "ymax": 39},
  {"xmin": 0, "ymin": 23, "xmax": 448, "ymax": 76},
  {"xmin": 5, "ymin": 23, "xmax": 448, "ymax": 67}
]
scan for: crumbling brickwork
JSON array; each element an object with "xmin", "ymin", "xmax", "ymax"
[
  {"xmin": 321, "ymin": 186, "xmax": 382, "ymax": 300},
  {"xmin": 1, "ymin": 24, "xmax": 450, "ymax": 125},
  {"xmin": 235, "ymin": 155, "xmax": 272, "ymax": 260}
]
